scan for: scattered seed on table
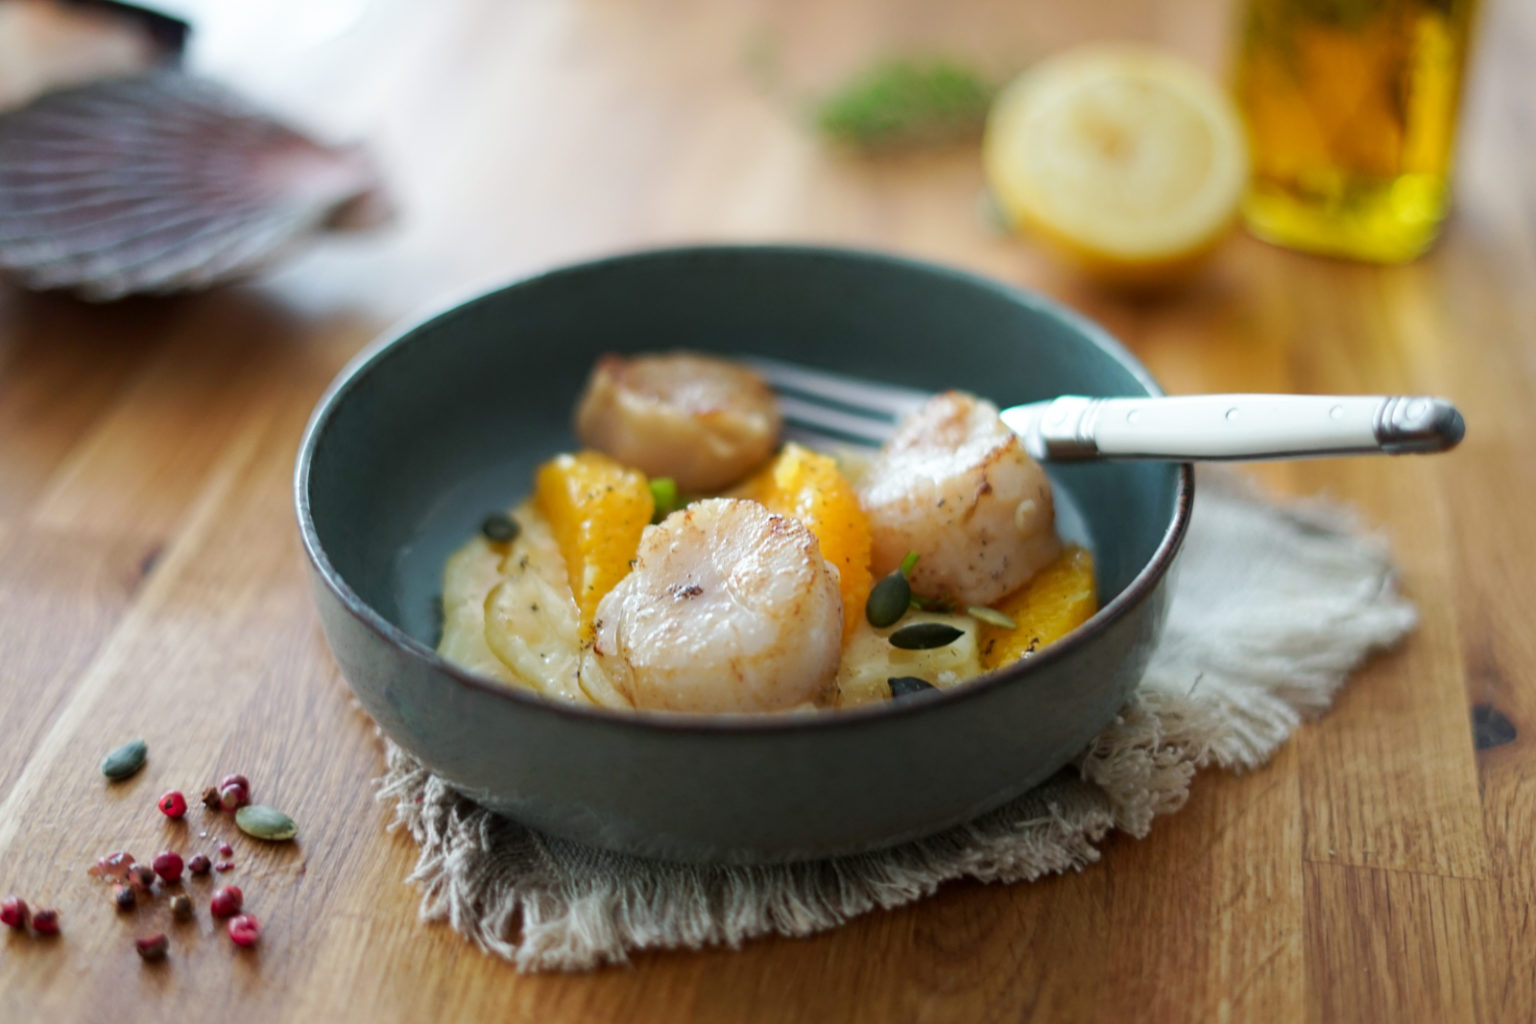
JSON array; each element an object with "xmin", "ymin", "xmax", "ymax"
[
  {"xmin": 187, "ymin": 854, "xmax": 212, "ymax": 876},
  {"xmin": 215, "ymin": 860, "xmax": 234, "ymax": 872},
  {"xmin": 218, "ymin": 842, "xmax": 233, "ymax": 857},
  {"xmin": 169, "ymin": 894, "xmax": 193, "ymax": 921},
  {"xmin": 1, "ymin": 896, "xmax": 30, "ymax": 930},
  {"xmin": 157, "ymin": 790, "xmax": 187, "ymax": 819},
  {"xmin": 235, "ymin": 805, "xmax": 297, "ymax": 842},
  {"xmin": 209, "ymin": 886, "xmax": 242, "ymax": 919},
  {"xmin": 151, "ymin": 851, "xmax": 184, "ymax": 883},
  {"xmin": 220, "ymin": 774, "xmax": 250, "ymax": 794},
  {"xmin": 218, "ymin": 782, "xmax": 249, "ymax": 811},
  {"xmin": 135, "ymin": 933, "xmax": 169, "ymax": 961},
  {"xmin": 113, "ymin": 885, "xmax": 137, "ymax": 912},
  {"xmin": 88, "ymin": 851, "xmax": 136, "ymax": 882},
  {"xmin": 100, "ymin": 739, "xmax": 148, "ymax": 781},
  {"xmin": 201, "ymin": 787, "xmax": 222, "ymax": 811},
  {"xmin": 227, "ymin": 914, "xmax": 260, "ymax": 948},
  {"xmin": 30, "ymin": 908, "xmax": 59, "ymax": 935},
  {"xmin": 129, "ymin": 865, "xmax": 156, "ymax": 891}
]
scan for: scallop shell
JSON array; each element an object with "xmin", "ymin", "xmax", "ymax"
[{"xmin": 0, "ymin": 71, "xmax": 386, "ymax": 300}]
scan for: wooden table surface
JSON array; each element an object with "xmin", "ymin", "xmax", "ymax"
[{"xmin": 2, "ymin": 0, "xmax": 1531, "ymax": 1020}]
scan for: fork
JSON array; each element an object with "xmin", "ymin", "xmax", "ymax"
[{"xmin": 744, "ymin": 356, "xmax": 1466, "ymax": 461}]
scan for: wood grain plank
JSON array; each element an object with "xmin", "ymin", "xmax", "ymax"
[
  {"xmin": 0, "ymin": 314, "xmax": 370, "ymax": 1021},
  {"xmin": 1304, "ymin": 861, "xmax": 1502, "ymax": 1024},
  {"xmin": 1390, "ymin": 30, "xmax": 1536, "ymax": 1006},
  {"xmin": 1254, "ymin": 262, "xmax": 1491, "ymax": 881},
  {"xmin": 0, "ymin": 525, "xmax": 158, "ymax": 800},
  {"xmin": 0, "ymin": 290, "xmax": 162, "ymax": 521},
  {"xmin": 26, "ymin": 291, "xmax": 309, "ymax": 541}
]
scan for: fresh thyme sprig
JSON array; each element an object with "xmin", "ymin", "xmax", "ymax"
[{"xmin": 815, "ymin": 57, "xmax": 996, "ymax": 151}]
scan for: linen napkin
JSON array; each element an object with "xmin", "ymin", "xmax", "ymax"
[{"xmin": 375, "ymin": 470, "xmax": 1416, "ymax": 971}]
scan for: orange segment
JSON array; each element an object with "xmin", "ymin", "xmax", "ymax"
[
  {"xmin": 979, "ymin": 545, "xmax": 1097, "ymax": 670},
  {"xmin": 739, "ymin": 443, "xmax": 871, "ymax": 639},
  {"xmin": 534, "ymin": 451, "xmax": 653, "ymax": 636}
]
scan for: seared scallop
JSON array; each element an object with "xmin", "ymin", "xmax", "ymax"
[
  {"xmin": 574, "ymin": 351, "xmax": 782, "ymax": 491},
  {"xmin": 858, "ymin": 391, "xmax": 1059, "ymax": 606},
  {"xmin": 590, "ymin": 498, "xmax": 843, "ymax": 713}
]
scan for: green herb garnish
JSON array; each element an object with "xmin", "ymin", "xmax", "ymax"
[
  {"xmin": 817, "ymin": 57, "xmax": 996, "ymax": 151},
  {"xmin": 649, "ymin": 477, "xmax": 682, "ymax": 523}
]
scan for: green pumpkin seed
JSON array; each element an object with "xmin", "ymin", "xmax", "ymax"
[
  {"xmin": 966, "ymin": 605, "xmax": 1018, "ymax": 630},
  {"xmin": 888, "ymin": 676, "xmax": 937, "ymax": 698},
  {"xmin": 888, "ymin": 622, "xmax": 965, "ymax": 650},
  {"xmin": 235, "ymin": 805, "xmax": 298, "ymax": 842},
  {"xmin": 101, "ymin": 738, "xmax": 147, "ymax": 781},
  {"xmin": 865, "ymin": 571, "xmax": 912, "ymax": 628},
  {"xmin": 481, "ymin": 514, "xmax": 520, "ymax": 544}
]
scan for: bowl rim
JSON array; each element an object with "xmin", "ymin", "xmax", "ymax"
[{"xmin": 294, "ymin": 243, "xmax": 1194, "ymax": 735}]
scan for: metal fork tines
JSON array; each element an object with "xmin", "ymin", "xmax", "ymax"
[{"xmin": 743, "ymin": 356, "xmax": 928, "ymax": 450}]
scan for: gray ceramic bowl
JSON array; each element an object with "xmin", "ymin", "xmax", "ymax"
[{"xmin": 296, "ymin": 245, "xmax": 1192, "ymax": 863}]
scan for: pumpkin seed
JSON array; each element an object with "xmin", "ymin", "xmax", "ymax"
[
  {"xmin": 101, "ymin": 739, "xmax": 147, "ymax": 781},
  {"xmin": 888, "ymin": 676, "xmax": 937, "ymax": 698},
  {"xmin": 966, "ymin": 605, "xmax": 1018, "ymax": 630},
  {"xmin": 888, "ymin": 622, "xmax": 964, "ymax": 650},
  {"xmin": 480, "ymin": 514, "xmax": 520, "ymax": 544},
  {"xmin": 865, "ymin": 571, "xmax": 912, "ymax": 628},
  {"xmin": 235, "ymin": 805, "xmax": 297, "ymax": 842}
]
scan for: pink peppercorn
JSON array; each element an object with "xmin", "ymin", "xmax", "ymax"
[
  {"xmin": 151, "ymin": 850, "xmax": 184, "ymax": 883},
  {"xmin": 209, "ymin": 885, "xmax": 242, "ymax": 918},
  {"xmin": 187, "ymin": 853, "xmax": 212, "ymax": 876},
  {"xmin": 218, "ymin": 841, "xmax": 233, "ymax": 857},
  {"xmin": 129, "ymin": 864, "xmax": 157, "ymax": 891},
  {"xmin": 158, "ymin": 790, "xmax": 188, "ymax": 819},
  {"xmin": 135, "ymin": 933, "xmax": 169, "ymax": 961},
  {"xmin": 215, "ymin": 860, "xmax": 235, "ymax": 872},
  {"xmin": 1, "ymin": 896, "xmax": 29, "ymax": 930},
  {"xmin": 30, "ymin": 908, "xmax": 60, "ymax": 935},
  {"xmin": 217, "ymin": 773, "xmax": 250, "ymax": 811},
  {"xmin": 114, "ymin": 884, "xmax": 137, "ymax": 912},
  {"xmin": 88, "ymin": 851, "xmax": 136, "ymax": 882},
  {"xmin": 227, "ymin": 914, "xmax": 259, "ymax": 948}
]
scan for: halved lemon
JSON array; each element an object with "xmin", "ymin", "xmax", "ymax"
[{"xmin": 984, "ymin": 45, "xmax": 1248, "ymax": 285}]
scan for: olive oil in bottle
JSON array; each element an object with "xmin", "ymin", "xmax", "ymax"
[{"xmin": 1234, "ymin": 0, "xmax": 1480, "ymax": 262}]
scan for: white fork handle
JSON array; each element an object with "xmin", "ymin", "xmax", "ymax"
[{"xmin": 1008, "ymin": 394, "xmax": 1466, "ymax": 462}]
